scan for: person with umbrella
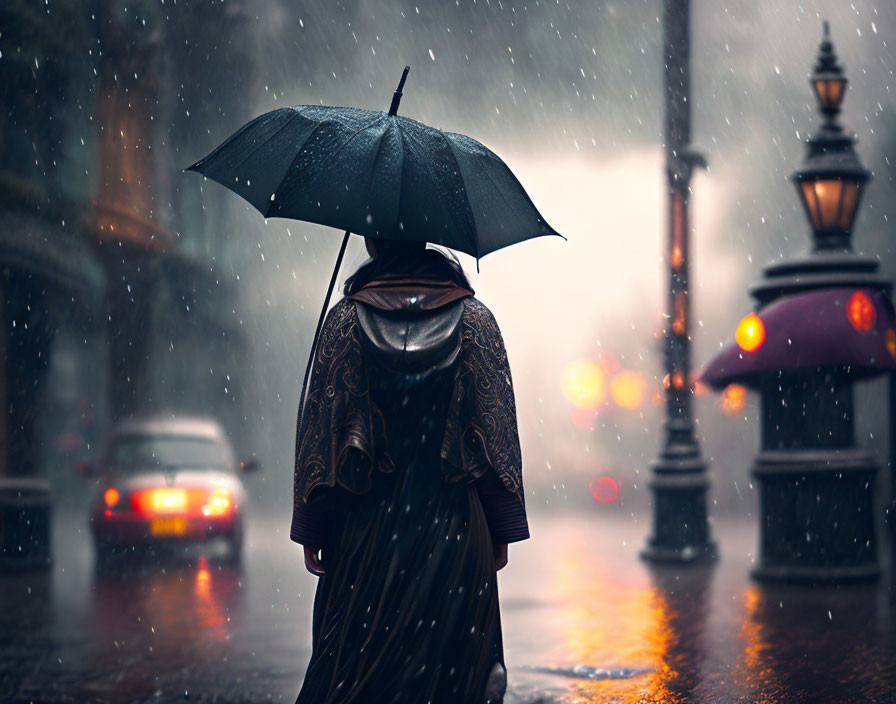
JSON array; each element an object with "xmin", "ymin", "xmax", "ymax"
[{"xmin": 188, "ymin": 68, "xmax": 562, "ymax": 703}]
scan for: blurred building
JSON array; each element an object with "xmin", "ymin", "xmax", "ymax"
[{"xmin": 0, "ymin": 0, "xmax": 258, "ymax": 566}]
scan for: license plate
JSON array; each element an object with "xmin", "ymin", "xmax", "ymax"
[{"xmin": 150, "ymin": 516, "xmax": 189, "ymax": 537}]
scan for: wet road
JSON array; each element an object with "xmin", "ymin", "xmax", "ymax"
[{"xmin": 2, "ymin": 510, "xmax": 895, "ymax": 703}]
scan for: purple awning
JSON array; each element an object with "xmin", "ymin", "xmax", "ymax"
[{"xmin": 700, "ymin": 287, "xmax": 896, "ymax": 390}]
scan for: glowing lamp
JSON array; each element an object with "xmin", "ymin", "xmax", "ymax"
[
  {"xmin": 887, "ymin": 329, "xmax": 896, "ymax": 360},
  {"xmin": 796, "ymin": 177, "xmax": 863, "ymax": 238},
  {"xmin": 104, "ymin": 487, "xmax": 120, "ymax": 508},
  {"xmin": 845, "ymin": 290, "xmax": 876, "ymax": 333},
  {"xmin": 811, "ymin": 22, "xmax": 847, "ymax": 113},
  {"xmin": 735, "ymin": 313, "xmax": 765, "ymax": 352},
  {"xmin": 813, "ymin": 76, "xmax": 846, "ymax": 112},
  {"xmin": 793, "ymin": 22, "xmax": 869, "ymax": 251}
]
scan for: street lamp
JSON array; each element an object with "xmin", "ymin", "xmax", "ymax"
[
  {"xmin": 700, "ymin": 22, "xmax": 895, "ymax": 583},
  {"xmin": 792, "ymin": 21, "xmax": 869, "ymax": 252},
  {"xmin": 641, "ymin": 0, "xmax": 716, "ymax": 565},
  {"xmin": 810, "ymin": 21, "xmax": 847, "ymax": 113}
]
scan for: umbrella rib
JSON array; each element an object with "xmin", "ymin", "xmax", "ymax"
[
  {"xmin": 366, "ymin": 125, "xmax": 398, "ymax": 232},
  {"xmin": 439, "ymin": 131, "xmax": 480, "ymax": 261},
  {"xmin": 273, "ymin": 114, "xmax": 387, "ymax": 211},
  {"xmin": 393, "ymin": 123, "xmax": 406, "ymax": 237},
  {"xmin": 233, "ymin": 108, "xmax": 305, "ymax": 189},
  {"xmin": 467, "ymin": 148, "xmax": 542, "ymax": 256},
  {"xmin": 400, "ymin": 126, "xmax": 472, "ymax": 254}
]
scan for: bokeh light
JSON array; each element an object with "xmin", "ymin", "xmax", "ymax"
[
  {"xmin": 103, "ymin": 487, "xmax": 120, "ymax": 508},
  {"xmin": 610, "ymin": 370, "xmax": 647, "ymax": 410},
  {"xmin": 735, "ymin": 312, "xmax": 766, "ymax": 352},
  {"xmin": 589, "ymin": 476, "xmax": 621, "ymax": 503},
  {"xmin": 562, "ymin": 359, "xmax": 607, "ymax": 410},
  {"xmin": 719, "ymin": 383, "xmax": 749, "ymax": 416},
  {"xmin": 846, "ymin": 290, "xmax": 876, "ymax": 333}
]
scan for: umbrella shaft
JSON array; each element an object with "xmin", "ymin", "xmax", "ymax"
[{"xmin": 296, "ymin": 230, "xmax": 352, "ymax": 451}]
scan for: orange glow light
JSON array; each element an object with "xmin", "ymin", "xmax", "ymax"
[
  {"xmin": 846, "ymin": 290, "xmax": 876, "ymax": 333},
  {"xmin": 735, "ymin": 313, "xmax": 765, "ymax": 352},
  {"xmin": 201, "ymin": 487, "xmax": 233, "ymax": 517},
  {"xmin": 610, "ymin": 370, "xmax": 647, "ymax": 410},
  {"xmin": 562, "ymin": 360, "xmax": 607, "ymax": 410},
  {"xmin": 672, "ymin": 292, "xmax": 686, "ymax": 336},
  {"xmin": 104, "ymin": 487, "xmax": 120, "ymax": 508},
  {"xmin": 133, "ymin": 488, "xmax": 189, "ymax": 515},
  {"xmin": 671, "ymin": 371, "xmax": 685, "ymax": 390},
  {"xmin": 887, "ymin": 329, "xmax": 896, "ymax": 360},
  {"xmin": 719, "ymin": 384, "xmax": 749, "ymax": 416},
  {"xmin": 814, "ymin": 77, "xmax": 846, "ymax": 110}
]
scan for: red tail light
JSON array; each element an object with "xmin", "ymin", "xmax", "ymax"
[
  {"xmin": 104, "ymin": 487, "xmax": 120, "ymax": 508},
  {"xmin": 201, "ymin": 487, "xmax": 233, "ymax": 517},
  {"xmin": 130, "ymin": 486, "xmax": 234, "ymax": 517},
  {"xmin": 132, "ymin": 488, "xmax": 198, "ymax": 515}
]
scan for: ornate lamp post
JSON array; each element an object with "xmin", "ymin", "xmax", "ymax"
[
  {"xmin": 702, "ymin": 23, "xmax": 895, "ymax": 582},
  {"xmin": 792, "ymin": 22, "xmax": 868, "ymax": 253},
  {"xmin": 642, "ymin": 0, "xmax": 716, "ymax": 564}
]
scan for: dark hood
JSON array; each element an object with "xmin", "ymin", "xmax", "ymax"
[
  {"xmin": 354, "ymin": 299, "xmax": 465, "ymax": 375},
  {"xmin": 347, "ymin": 253, "xmax": 474, "ymax": 375}
]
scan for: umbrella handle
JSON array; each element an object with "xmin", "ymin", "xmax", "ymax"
[
  {"xmin": 295, "ymin": 230, "xmax": 352, "ymax": 461},
  {"xmin": 388, "ymin": 66, "xmax": 411, "ymax": 116}
]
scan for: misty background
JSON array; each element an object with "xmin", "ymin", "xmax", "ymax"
[{"xmin": 7, "ymin": 0, "xmax": 895, "ymax": 523}]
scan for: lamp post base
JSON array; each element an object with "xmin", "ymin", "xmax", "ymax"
[
  {"xmin": 642, "ymin": 457, "xmax": 717, "ymax": 564},
  {"xmin": 0, "ymin": 478, "xmax": 52, "ymax": 572},
  {"xmin": 752, "ymin": 449, "xmax": 879, "ymax": 584},
  {"xmin": 750, "ymin": 564, "xmax": 880, "ymax": 583}
]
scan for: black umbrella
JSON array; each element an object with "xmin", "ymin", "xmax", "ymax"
[{"xmin": 187, "ymin": 68, "xmax": 562, "ymax": 440}]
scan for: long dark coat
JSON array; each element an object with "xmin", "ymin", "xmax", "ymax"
[{"xmin": 291, "ymin": 270, "xmax": 528, "ymax": 704}]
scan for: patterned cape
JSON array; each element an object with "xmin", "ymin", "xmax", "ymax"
[{"xmin": 293, "ymin": 296, "xmax": 524, "ymax": 510}]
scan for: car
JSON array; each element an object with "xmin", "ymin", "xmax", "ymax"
[{"xmin": 81, "ymin": 416, "xmax": 259, "ymax": 562}]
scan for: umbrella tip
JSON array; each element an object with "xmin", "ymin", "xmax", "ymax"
[{"xmin": 388, "ymin": 66, "xmax": 411, "ymax": 116}]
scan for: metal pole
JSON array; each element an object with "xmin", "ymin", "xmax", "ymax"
[
  {"xmin": 642, "ymin": 0, "xmax": 716, "ymax": 563},
  {"xmin": 890, "ymin": 371, "xmax": 896, "ymax": 599}
]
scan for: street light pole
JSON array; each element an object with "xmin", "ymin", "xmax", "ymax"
[
  {"xmin": 642, "ymin": 0, "xmax": 716, "ymax": 564},
  {"xmin": 701, "ymin": 23, "xmax": 893, "ymax": 583}
]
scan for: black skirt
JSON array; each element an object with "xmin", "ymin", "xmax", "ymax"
[{"xmin": 296, "ymin": 372, "xmax": 506, "ymax": 704}]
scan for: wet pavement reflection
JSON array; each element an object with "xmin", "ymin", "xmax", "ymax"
[
  {"xmin": 501, "ymin": 517, "xmax": 896, "ymax": 703},
  {"xmin": 1, "ymin": 511, "xmax": 894, "ymax": 702}
]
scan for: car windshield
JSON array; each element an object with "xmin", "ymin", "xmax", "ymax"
[{"xmin": 108, "ymin": 435, "xmax": 229, "ymax": 472}]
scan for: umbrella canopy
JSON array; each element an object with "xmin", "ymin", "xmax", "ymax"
[
  {"xmin": 700, "ymin": 287, "xmax": 896, "ymax": 390},
  {"xmin": 187, "ymin": 106, "xmax": 561, "ymax": 260},
  {"xmin": 186, "ymin": 67, "xmax": 563, "ymax": 459}
]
